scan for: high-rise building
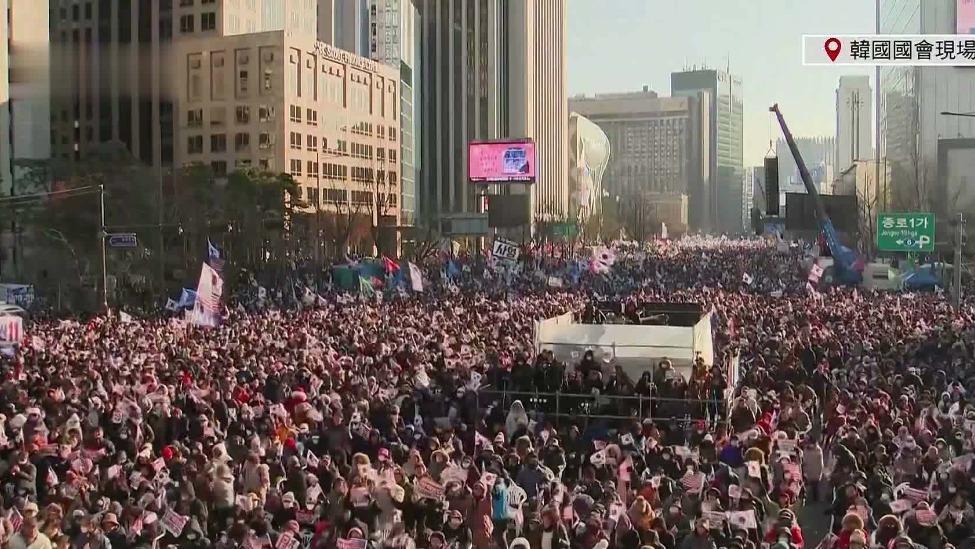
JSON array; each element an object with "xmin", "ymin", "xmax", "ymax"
[
  {"xmin": 506, "ymin": 0, "xmax": 568, "ymax": 220},
  {"xmin": 1, "ymin": 0, "xmax": 51, "ymax": 278},
  {"xmin": 47, "ymin": 0, "xmax": 315, "ymax": 175},
  {"xmin": 172, "ymin": 32, "xmax": 401, "ymax": 254},
  {"xmin": 775, "ymin": 136, "xmax": 835, "ymax": 195},
  {"xmin": 366, "ymin": 0, "xmax": 419, "ymax": 227},
  {"xmin": 568, "ymin": 89, "xmax": 709, "ymax": 233},
  {"xmin": 567, "ymin": 112, "xmax": 610, "ymax": 220},
  {"xmin": 414, "ymin": 0, "xmax": 507, "ymax": 228},
  {"xmin": 879, "ymin": 0, "xmax": 975, "ymax": 215},
  {"xmin": 835, "ymin": 75, "xmax": 872, "ymax": 174},
  {"xmin": 671, "ymin": 68, "xmax": 743, "ymax": 234},
  {"xmin": 329, "ymin": 0, "xmax": 370, "ymax": 57}
]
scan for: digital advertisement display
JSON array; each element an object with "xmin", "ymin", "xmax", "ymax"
[
  {"xmin": 468, "ymin": 140, "xmax": 537, "ymax": 183},
  {"xmin": 959, "ymin": 0, "xmax": 975, "ymax": 34}
]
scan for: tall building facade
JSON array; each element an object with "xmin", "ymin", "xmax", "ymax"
[
  {"xmin": 414, "ymin": 0, "xmax": 507, "ymax": 227},
  {"xmin": 568, "ymin": 89, "xmax": 709, "ymax": 233},
  {"xmin": 775, "ymin": 136, "xmax": 835, "ymax": 195},
  {"xmin": 172, "ymin": 32, "xmax": 401, "ymax": 251},
  {"xmin": 330, "ymin": 0, "xmax": 370, "ymax": 57},
  {"xmin": 835, "ymin": 75, "xmax": 872, "ymax": 173},
  {"xmin": 567, "ymin": 112, "xmax": 609, "ymax": 220},
  {"xmin": 367, "ymin": 0, "xmax": 419, "ymax": 227},
  {"xmin": 48, "ymin": 0, "xmax": 314, "ymax": 175},
  {"xmin": 507, "ymin": 0, "xmax": 568, "ymax": 220},
  {"xmin": 2, "ymin": 0, "xmax": 51, "ymax": 278},
  {"xmin": 880, "ymin": 0, "xmax": 975, "ymax": 214},
  {"xmin": 671, "ymin": 68, "xmax": 743, "ymax": 234}
]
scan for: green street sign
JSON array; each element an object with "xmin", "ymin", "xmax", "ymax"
[
  {"xmin": 877, "ymin": 212, "xmax": 935, "ymax": 252},
  {"xmin": 552, "ymin": 223, "xmax": 579, "ymax": 237}
]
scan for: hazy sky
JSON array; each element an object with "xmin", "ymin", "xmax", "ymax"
[{"xmin": 566, "ymin": 0, "xmax": 875, "ymax": 167}]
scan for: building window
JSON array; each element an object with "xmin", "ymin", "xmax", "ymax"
[
  {"xmin": 259, "ymin": 133, "xmax": 272, "ymax": 149},
  {"xmin": 307, "ymin": 108, "xmax": 317, "ymax": 125},
  {"xmin": 307, "ymin": 161, "xmax": 319, "ymax": 177},
  {"xmin": 210, "ymin": 134, "xmax": 227, "ymax": 152},
  {"xmin": 289, "ymin": 105, "xmax": 302, "ymax": 123},
  {"xmin": 210, "ymin": 107, "xmax": 226, "ymax": 127},
  {"xmin": 236, "ymin": 106, "xmax": 250, "ymax": 124},
  {"xmin": 259, "ymin": 105, "xmax": 274, "ymax": 121},
  {"xmin": 289, "ymin": 132, "xmax": 301, "ymax": 150},
  {"xmin": 306, "ymin": 135, "xmax": 317, "ymax": 151},
  {"xmin": 308, "ymin": 187, "xmax": 320, "ymax": 206},
  {"xmin": 289, "ymin": 159, "xmax": 302, "ymax": 176},
  {"xmin": 201, "ymin": 12, "xmax": 216, "ymax": 31},
  {"xmin": 235, "ymin": 133, "xmax": 250, "ymax": 151},
  {"xmin": 180, "ymin": 0, "xmax": 194, "ymax": 5},
  {"xmin": 187, "ymin": 136, "xmax": 203, "ymax": 154},
  {"xmin": 238, "ymin": 70, "xmax": 249, "ymax": 95},
  {"xmin": 211, "ymin": 161, "xmax": 228, "ymax": 176},
  {"xmin": 179, "ymin": 14, "xmax": 194, "ymax": 33},
  {"xmin": 187, "ymin": 109, "xmax": 203, "ymax": 127}
]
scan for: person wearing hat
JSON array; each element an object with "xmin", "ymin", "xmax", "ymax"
[
  {"xmin": 100, "ymin": 512, "xmax": 124, "ymax": 548},
  {"xmin": 764, "ymin": 508, "xmax": 804, "ymax": 548},
  {"xmin": 832, "ymin": 512, "xmax": 866, "ymax": 549}
]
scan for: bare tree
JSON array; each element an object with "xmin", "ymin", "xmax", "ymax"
[
  {"xmin": 361, "ymin": 161, "xmax": 398, "ymax": 256},
  {"xmin": 322, "ymin": 193, "xmax": 367, "ymax": 256}
]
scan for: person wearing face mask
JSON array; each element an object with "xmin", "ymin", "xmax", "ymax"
[{"xmin": 871, "ymin": 515, "xmax": 904, "ymax": 548}]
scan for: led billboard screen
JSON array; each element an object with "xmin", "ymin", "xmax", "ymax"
[{"xmin": 468, "ymin": 139, "xmax": 537, "ymax": 183}]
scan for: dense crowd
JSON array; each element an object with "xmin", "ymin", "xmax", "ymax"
[{"xmin": 0, "ymin": 237, "xmax": 973, "ymax": 549}]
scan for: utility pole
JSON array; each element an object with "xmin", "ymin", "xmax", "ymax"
[
  {"xmin": 954, "ymin": 212, "xmax": 965, "ymax": 308},
  {"xmin": 99, "ymin": 184, "xmax": 108, "ymax": 311}
]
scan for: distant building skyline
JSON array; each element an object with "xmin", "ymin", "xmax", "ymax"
[
  {"xmin": 568, "ymin": 89, "xmax": 706, "ymax": 233},
  {"xmin": 672, "ymin": 68, "xmax": 744, "ymax": 234}
]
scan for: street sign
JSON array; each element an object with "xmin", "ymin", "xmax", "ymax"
[
  {"xmin": 107, "ymin": 233, "xmax": 138, "ymax": 248},
  {"xmin": 551, "ymin": 223, "xmax": 579, "ymax": 237},
  {"xmin": 877, "ymin": 212, "xmax": 935, "ymax": 252}
]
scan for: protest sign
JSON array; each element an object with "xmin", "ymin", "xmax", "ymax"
[
  {"xmin": 160, "ymin": 509, "xmax": 189, "ymax": 537},
  {"xmin": 415, "ymin": 476, "xmax": 444, "ymax": 500}
]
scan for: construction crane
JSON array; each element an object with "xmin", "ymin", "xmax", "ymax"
[{"xmin": 770, "ymin": 104, "xmax": 864, "ymax": 285}]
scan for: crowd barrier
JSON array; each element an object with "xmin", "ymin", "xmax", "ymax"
[{"xmin": 476, "ymin": 388, "xmax": 728, "ymax": 426}]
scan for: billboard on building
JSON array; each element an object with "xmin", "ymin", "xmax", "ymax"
[
  {"xmin": 468, "ymin": 139, "xmax": 536, "ymax": 183},
  {"xmin": 959, "ymin": 0, "xmax": 975, "ymax": 33}
]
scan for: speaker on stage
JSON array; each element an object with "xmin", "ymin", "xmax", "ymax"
[{"xmin": 764, "ymin": 156, "xmax": 779, "ymax": 216}]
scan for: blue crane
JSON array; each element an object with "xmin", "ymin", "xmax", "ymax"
[{"xmin": 770, "ymin": 104, "xmax": 864, "ymax": 285}]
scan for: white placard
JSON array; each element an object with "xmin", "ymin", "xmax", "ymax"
[{"xmin": 492, "ymin": 238, "xmax": 520, "ymax": 263}]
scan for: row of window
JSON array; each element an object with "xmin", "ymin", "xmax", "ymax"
[
  {"xmin": 297, "ymin": 188, "xmax": 398, "ymax": 209},
  {"xmin": 287, "ymin": 160, "xmax": 399, "ymax": 185},
  {"xmin": 187, "ymin": 132, "xmax": 273, "ymax": 154},
  {"xmin": 179, "ymin": 12, "xmax": 217, "ymax": 33},
  {"xmin": 285, "ymin": 132, "xmax": 397, "ymax": 163},
  {"xmin": 187, "ymin": 106, "xmax": 275, "ymax": 127}
]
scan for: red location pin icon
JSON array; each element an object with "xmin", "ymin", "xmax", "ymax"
[{"xmin": 824, "ymin": 38, "xmax": 841, "ymax": 62}]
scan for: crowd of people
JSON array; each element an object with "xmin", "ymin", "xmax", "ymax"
[{"xmin": 0, "ymin": 236, "xmax": 973, "ymax": 549}]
